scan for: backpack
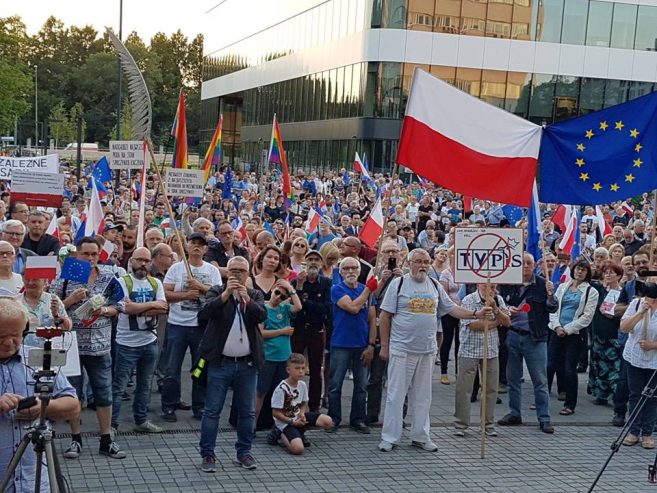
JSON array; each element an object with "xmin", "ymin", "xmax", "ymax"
[{"xmin": 122, "ymin": 274, "xmax": 158, "ymax": 300}]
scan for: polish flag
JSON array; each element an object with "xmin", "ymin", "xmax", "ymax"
[
  {"xmin": 359, "ymin": 197, "xmax": 384, "ymax": 248},
  {"xmin": 551, "ymin": 205, "xmax": 570, "ymax": 233},
  {"xmin": 84, "ymin": 178, "xmax": 106, "ymax": 238},
  {"xmin": 306, "ymin": 208, "xmax": 321, "ymax": 234},
  {"xmin": 24, "ymin": 256, "xmax": 58, "ymax": 281},
  {"xmin": 45, "ymin": 213, "xmax": 60, "ymax": 240},
  {"xmin": 232, "ymin": 217, "xmax": 247, "ymax": 241},
  {"xmin": 595, "ymin": 206, "xmax": 612, "ymax": 236},
  {"xmin": 99, "ymin": 241, "xmax": 115, "ymax": 263},
  {"xmin": 354, "ymin": 152, "xmax": 371, "ymax": 182},
  {"xmin": 160, "ymin": 216, "xmax": 172, "ymax": 230},
  {"xmin": 397, "ymin": 68, "xmax": 542, "ymax": 207},
  {"xmin": 621, "ymin": 201, "xmax": 634, "ymax": 216},
  {"xmin": 559, "ymin": 207, "xmax": 578, "ymax": 255},
  {"xmin": 136, "ymin": 144, "xmax": 148, "ymax": 249}
]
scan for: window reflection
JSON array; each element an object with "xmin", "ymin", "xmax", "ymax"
[
  {"xmin": 480, "ymin": 69, "xmax": 507, "ymax": 108},
  {"xmin": 536, "ymin": 0, "xmax": 563, "ymax": 43},
  {"xmin": 561, "ymin": 0, "xmax": 587, "ymax": 45},
  {"xmin": 610, "ymin": 3, "xmax": 637, "ymax": 50},
  {"xmin": 635, "ymin": 6, "xmax": 657, "ymax": 51},
  {"xmin": 586, "ymin": 1, "xmax": 612, "ymax": 47}
]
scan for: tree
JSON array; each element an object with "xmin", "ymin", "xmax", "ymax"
[
  {"xmin": 0, "ymin": 60, "xmax": 31, "ymax": 134},
  {"xmin": 48, "ymin": 101, "xmax": 72, "ymax": 147},
  {"xmin": 109, "ymin": 99, "xmax": 135, "ymax": 141}
]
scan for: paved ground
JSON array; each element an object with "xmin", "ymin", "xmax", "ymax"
[{"xmin": 50, "ymin": 359, "xmax": 657, "ymax": 492}]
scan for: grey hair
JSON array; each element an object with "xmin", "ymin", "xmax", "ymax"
[
  {"xmin": 0, "ymin": 241, "xmax": 15, "ymax": 254},
  {"xmin": 339, "ymin": 257, "xmax": 360, "ymax": 273},
  {"xmin": 594, "ymin": 247, "xmax": 609, "ymax": 258},
  {"xmin": 407, "ymin": 248, "xmax": 430, "ymax": 262},
  {"xmin": 227, "ymin": 256, "xmax": 249, "ymax": 269},
  {"xmin": 0, "ymin": 298, "xmax": 28, "ymax": 328},
  {"xmin": 192, "ymin": 217, "xmax": 213, "ymax": 230},
  {"xmin": 2, "ymin": 220, "xmax": 25, "ymax": 234}
]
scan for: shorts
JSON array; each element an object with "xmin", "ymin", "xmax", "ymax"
[
  {"xmin": 282, "ymin": 412, "xmax": 320, "ymax": 441},
  {"xmin": 257, "ymin": 360, "xmax": 288, "ymax": 395},
  {"xmin": 69, "ymin": 353, "xmax": 113, "ymax": 407}
]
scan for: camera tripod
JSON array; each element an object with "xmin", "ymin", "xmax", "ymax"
[
  {"xmin": 588, "ymin": 366, "xmax": 657, "ymax": 492},
  {"xmin": 0, "ymin": 338, "xmax": 69, "ymax": 492}
]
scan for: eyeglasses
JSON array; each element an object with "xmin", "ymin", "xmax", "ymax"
[
  {"xmin": 294, "ymin": 244, "xmax": 307, "ymax": 249},
  {"xmin": 273, "ymin": 289, "xmax": 289, "ymax": 298},
  {"xmin": 0, "ymin": 251, "xmax": 15, "ymax": 257},
  {"xmin": 219, "ymin": 230, "xmax": 233, "ymax": 236},
  {"xmin": 342, "ymin": 266, "xmax": 359, "ymax": 271},
  {"xmin": 3, "ymin": 232, "xmax": 23, "ymax": 237},
  {"xmin": 411, "ymin": 259, "xmax": 431, "ymax": 265}
]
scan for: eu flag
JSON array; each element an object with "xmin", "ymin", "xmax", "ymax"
[
  {"xmin": 60, "ymin": 258, "xmax": 92, "ymax": 283},
  {"xmin": 223, "ymin": 167, "xmax": 233, "ymax": 200},
  {"xmin": 91, "ymin": 157, "xmax": 112, "ymax": 183},
  {"xmin": 539, "ymin": 91, "xmax": 657, "ymax": 205}
]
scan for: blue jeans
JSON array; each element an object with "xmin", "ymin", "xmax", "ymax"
[
  {"xmin": 199, "ymin": 360, "xmax": 257, "ymax": 458},
  {"xmin": 328, "ymin": 347, "xmax": 368, "ymax": 426},
  {"xmin": 628, "ymin": 364, "xmax": 657, "ymax": 437},
  {"xmin": 161, "ymin": 323, "xmax": 206, "ymax": 414},
  {"xmin": 69, "ymin": 353, "xmax": 113, "ymax": 407},
  {"xmin": 506, "ymin": 331, "xmax": 550, "ymax": 423},
  {"xmin": 111, "ymin": 341, "xmax": 159, "ymax": 428}
]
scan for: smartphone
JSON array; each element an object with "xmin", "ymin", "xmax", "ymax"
[
  {"xmin": 27, "ymin": 348, "xmax": 68, "ymax": 368},
  {"xmin": 388, "ymin": 257, "xmax": 397, "ymax": 271}
]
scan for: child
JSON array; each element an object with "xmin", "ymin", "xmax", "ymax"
[
  {"xmin": 255, "ymin": 279, "xmax": 302, "ymax": 424},
  {"xmin": 270, "ymin": 353, "xmax": 333, "ymax": 454}
]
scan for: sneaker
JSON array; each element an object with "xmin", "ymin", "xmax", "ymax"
[
  {"xmin": 134, "ymin": 421, "xmax": 163, "ymax": 433},
  {"xmin": 160, "ymin": 410, "xmax": 177, "ymax": 422},
  {"xmin": 346, "ymin": 370, "xmax": 353, "ymax": 380},
  {"xmin": 325, "ymin": 424, "xmax": 338, "ymax": 433},
  {"xmin": 412, "ymin": 440, "xmax": 438, "ymax": 452},
  {"xmin": 484, "ymin": 426, "xmax": 498, "ymax": 437},
  {"xmin": 612, "ymin": 413, "xmax": 626, "ymax": 427},
  {"xmin": 99, "ymin": 441, "xmax": 127, "ymax": 459},
  {"xmin": 643, "ymin": 436, "xmax": 656, "ymax": 449},
  {"xmin": 201, "ymin": 455, "xmax": 217, "ymax": 473},
  {"xmin": 378, "ymin": 440, "xmax": 394, "ymax": 452},
  {"xmin": 177, "ymin": 400, "xmax": 192, "ymax": 410},
  {"xmin": 540, "ymin": 422, "xmax": 555, "ymax": 434},
  {"xmin": 350, "ymin": 422, "xmax": 370, "ymax": 434},
  {"xmin": 497, "ymin": 414, "xmax": 522, "ymax": 426},
  {"xmin": 63, "ymin": 441, "xmax": 81, "ymax": 459},
  {"xmin": 233, "ymin": 454, "xmax": 257, "ymax": 470},
  {"xmin": 440, "ymin": 375, "xmax": 450, "ymax": 385},
  {"xmin": 266, "ymin": 427, "xmax": 282, "ymax": 445},
  {"xmin": 453, "ymin": 428, "xmax": 466, "ymax": 437},
  {"xmin": 301, "ymin": 434, "xmax": 311, "ymax": 448},
  {"xmin": 498, "ymin": 384, "xmax": 508, "ymax": 394}
]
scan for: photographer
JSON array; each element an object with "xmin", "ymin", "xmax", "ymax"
[
  {"xmin": 111, "ymin": 247, "xmax": 168, "ymax": 434},
  {"xmin": 0, "ymin": 298, "xmax": 78, "ymax": 492}
]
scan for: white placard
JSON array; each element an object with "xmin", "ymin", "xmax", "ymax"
[
  {"xmin": 10, "ymin": 170, "xmax": 65, "ymax": 207},
  {"xmin": 0, "ymin": 154, "xmax": 59, "ymax": 179},
  {"xmin": 454, "ymin": 228, "xmax": 524, "ymax": 285},
  {"xmin": 165, "ymin": 168, "xmax": 205, "ymax": 198},
  {"xmin": 109, "ymin": 140, "xmax": 145, "ymax": 169}
]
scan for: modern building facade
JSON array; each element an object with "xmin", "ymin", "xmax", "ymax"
[{"xmin": 201, "ymin": 0, "xmax": 657, "ymax": 174}]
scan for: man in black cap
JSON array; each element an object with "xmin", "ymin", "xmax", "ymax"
[{"xmin": 102, "ymin": 223, "xmax": 124, "ymax": 244}]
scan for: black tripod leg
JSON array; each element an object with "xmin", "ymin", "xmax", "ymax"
[
  {"xmin": 0, "ymin": 432, "xmax": 32, "ymax": 491},
  {"xmin": 34, "ymin": 448, "xmax": 43, "ymax": 493},
  {"xmin": 45, "ymin": 439, "xmax": 67, "ymax": 493}
]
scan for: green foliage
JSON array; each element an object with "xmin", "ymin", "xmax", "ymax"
[{"xmin": 0, "ymin": 15, "xmax": 204, "ymax": 150}]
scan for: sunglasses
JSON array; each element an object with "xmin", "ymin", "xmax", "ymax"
[{"xmin": 273, "ymin": 289, "xmax": 289, "ymax": 298}]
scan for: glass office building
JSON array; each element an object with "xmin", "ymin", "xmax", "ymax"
[{"xmin": 201, "ymin": 0, "xmax": 657, "ymax": 173}]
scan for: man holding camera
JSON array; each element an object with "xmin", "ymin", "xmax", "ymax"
[
  {"xmin": 0, "ymin": 298, "xmax": 78, "ymax": 492},
  {"xmin": 111, "ymin": 247, "xmax": 168, "ymax": 434}
]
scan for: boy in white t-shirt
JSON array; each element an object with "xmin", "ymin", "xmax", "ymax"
[{"xmin": 269, "ymin": 353, "xmax": 333, "ymax": 455}]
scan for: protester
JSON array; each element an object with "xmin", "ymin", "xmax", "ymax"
[
  {"xmin": 22, "ymin": 210, "xmax": 60, "ymax": 256},
  {"xmin": 0, "ymin": 242, "xmax": 23, "ymax": 294}
]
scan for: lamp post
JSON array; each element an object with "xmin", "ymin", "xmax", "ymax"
[{"xmin": 34, "ymin": 65, "xmax": 38, "ymax": 154}]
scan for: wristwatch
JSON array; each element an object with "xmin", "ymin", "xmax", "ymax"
[{"xmin": 290, "ymin": 290, "xmax": 297, "ymax": 296}]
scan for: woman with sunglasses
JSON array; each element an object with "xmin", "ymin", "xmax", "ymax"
[
  {"xmin": 319, "ymin": 243, "xmax": 340, "ymax": 279},
  {"xmin": 255, "ymin": 279, "xmax": 302, "ymax": 425},
  {"xmin": 290, "ymin": 238, "xmax": 309, "ymax": 274}
]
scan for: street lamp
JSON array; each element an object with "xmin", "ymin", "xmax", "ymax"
[{"xmin": 34, "ymin": 65, "xmax": 38, "ymax": 154}]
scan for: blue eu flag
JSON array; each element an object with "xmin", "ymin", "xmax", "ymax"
[
  {"xmin": 60, "ymin": 258, "xmax": 92, "ymax": 283},
  {"xmin": 539, "ymin": 91, "xmax": 657, "ymax": 205}
]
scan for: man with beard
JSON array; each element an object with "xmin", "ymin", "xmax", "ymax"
[
  {"xmin": 119, "ymin": 225, "xmax": 138, "ymax": 269},
  {"xmin": 111, "ymin": 247, "xmax": 169, "ymax": 433},
  {"xmin": 377, "ymin": 248, "xmax": 494, "ymax": 452}
]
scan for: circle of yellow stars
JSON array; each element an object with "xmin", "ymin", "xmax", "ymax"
[{"xmin": 575, "ymin": 120, "xmax": 642, "ymax": 193}]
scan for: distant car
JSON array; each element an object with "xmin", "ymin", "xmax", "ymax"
[{"xmin": 65, "ymin": 143, "xmax": 99, "ymax": 152}]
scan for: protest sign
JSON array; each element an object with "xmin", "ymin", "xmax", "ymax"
[
  {"xmin": 454, "ymin": 228, "xmax": 523, "ymax": 284},
  {"xmin": 0, "ymin": 154, "xmax": 59, "ymax": 180},
  {"xmin": 109, "ymin": 140, "xmax": 145, "ymax": 169},
  {"xmin": 10, "ymin": 170, "xmax": 65, "ymax": 207},
  {"xmin": 165, "ymin": 169, "xmax": 205, "ymax": 198}
]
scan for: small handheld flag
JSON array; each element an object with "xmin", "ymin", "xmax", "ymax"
[{"xmin": 60, "ymin": 258, "xmax": 92, "ymax": 284}]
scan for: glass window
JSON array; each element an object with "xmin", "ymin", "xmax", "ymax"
[
  {"xmin": 429, "ymin": 65, "xmax": 456, "ymax": 85},
  {"xmin": 461, "ymin": 0, "xmax": 487, "ymax": 39},
  {"xmin": 579, "ymin": 78, "xmax": 604, "ymax": 115},
  {"xmin": 320, "ymin": 71, "xmax": 329, "ymax": 120},
  {"xmin": 339, "ymin": 0, "xmax": 349, "ymax": 38},
  {"xmin": 407, "ymin": 0, "xmax": 434, "ymax": 32},
  {"xmin": 363, "ymin": 63, "xmax": 377, "ymax": 117},
  {"xmin": 343, "ymin": 64, "xmax": 354, "ymax": 118},
  {"xmin": 372, "ymin": 0, "xmax": 383, "ymax": 27},
  {"xmin": 561, "ymin": 0, "xmax": 588, "ymax": 45},
  {"xmin": 455, "ymin": 67, "xmax": 482, "ymax": 97},
  {"xmin": 511, "ymin": 0, "xmax": 533, "ymax": 40},
  {"xmin": 536, "ymin": 0, "xmax": 563, "ymax": 43},
  {"xmin": 383, "ymin": 0, "xmax": 407, "ymax": 29},
  {"xmin": 434, "ymin": 0, "xmax": 460, "ymax": 34},
  {"xmin": 628, "ymin": 81, "xmax": 654, "ymax": 101},
  {"xmin": 554, "ymin": 75, "xmax": 580, "ymax": 122},
  {"xmin": 604, "ymin": 79, "xmax": 629, "ymax": 108},
  {"xmin": 480, "ymin": 70, "xmax": 507, "ymax": 108},
  {"xmin": 610, "ymin": 3, "xmax": 637, "ymax": 50},
  {"xmin": 333, "ymin": 1, "xmax": 342, "ymax": 40},
  {"xmin": 528, "ymin": 73, "xmax": 556, "ymax": 124},
  {"xmin": 586, "ymin": 1, "xmax": 612, "ymax": 47},
  {"xmin": 486, "ymin": 0, "xmax": 513, "ymax": 39},
  {"xmin": 504, "ymin": 72, "xmax": 531, "ymax": 117},
  {"xmin": 355, "ymin": 0, "xmax": 366, "ymax": 32},
  {"xmin": 317, "ymin": 3, "xmax": 327, "ymax": 45},
  {"xmin": 378, "ymin": 62, "xmax": 402, "ymax": 118},
  {"xmin": 635, "ymin": 6, "xmax": 657, "ymax": 51}
]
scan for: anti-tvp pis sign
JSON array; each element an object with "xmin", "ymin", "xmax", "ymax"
[{"xmin": 454, "ymin": 228, "xmax": 523, "ymax": 285}]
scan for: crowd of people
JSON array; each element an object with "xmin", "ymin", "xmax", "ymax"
[{"xmin": 2, "ymin": 161, "xmax": 657, "ymax": 488}]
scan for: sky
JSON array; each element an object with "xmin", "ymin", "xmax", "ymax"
[{"xmin": 7, "ymin": 0, "xmax": 325, "ymax": 55}]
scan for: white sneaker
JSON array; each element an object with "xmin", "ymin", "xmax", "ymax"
[
  {"xmin": 484, "ymin": 426, "xmax": 498, "ymax": 437},
  {"xmin": 134, "ymin": 421, "xmax": 163, "ymax": 433},
  {"xmin": 378, "ymin": 440, "xmax": 394, "ymax": 452},
  {"xmin": 453, "ymin": 428, "xmax": 466, "ymax": 437},
  {"xmin": 64, "ymin": 441, "xmax": 81, "ymax": 459},
  {"xmin": 411, "ymin": 440, "xmax": 438, "ymax": 452}
]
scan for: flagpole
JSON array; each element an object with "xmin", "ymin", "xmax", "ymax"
[
  {"xmin": 145, "ymin": 140, "xmax": 193, "ymax": 279},
  {"xmin": 372, "ymin": 163, "xmax": 399, "ymax": 275},
  {"xmin": 151, "ymin": 133, "xmax": 174, "ymax": 208},
  {"xmin": 480, "ymin": 276, "xmax": 492, "ymax": 460}
]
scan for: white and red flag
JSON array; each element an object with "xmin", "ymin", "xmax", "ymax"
[
  {"xmin": 559, "ymin": 207, "xmax": 578, "ymax": 255},
  {"xmin": 83, "ymin": 178, "xmax": 106, "ymax": 238},
  {"xmin": 24, "ymin": 256, "xmax": 58, "ymax": 281},
  {"xmin": 306, "ymin": 208, "xmax": 321, "ymax": 234},
  {"xmin": 354, "ymin": 152, "xmax": 372, "ymax": 182},
  {"xmin": 397, "ymin": 68, "xmax": 542, "ymax": 207},
  {"xmin": 359, "ymin": 197, "xmax": 384, "ymax": 248},
  {"xmin": 45, "ymin": 213, "xmax": 60, "ymax": 240},
  {"xmin": 99, "ymin": 241, "xmax": 115, "ymax": 263},
  {"xmin": 595, "ymin": 206, "xmax": 612, "ymax": 237}
]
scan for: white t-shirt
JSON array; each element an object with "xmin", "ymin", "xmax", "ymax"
[
  {"xmin": 0, "ymin": 273, "xmax": 23, "ymax": 295},
  {"xmin": 163, "ymin": 261, "xmax": 222, "ymax": 326},
  {"xmin": 116, "ymin": 275, "xmax": 166, "ymax": 347},
  {"xmin": 222, "ymin": 310, "xmax": 251, "ymax": 357},
  {"xmin": 271, "ymin": 379, "xmax": 309, "ymax": 431}
]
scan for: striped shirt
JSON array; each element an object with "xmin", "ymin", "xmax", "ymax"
[{"xmin": 458, "ymin": 292, "xmax": 507, "ymax": 360}]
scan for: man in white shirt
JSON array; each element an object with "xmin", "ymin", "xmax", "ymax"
[
  {"xmin": 111, "ymin": 247, "xmax": 168, "ymax": 433},
  {"xmin": 160, "ymin": 233, "xmax": 222, "ymax": 422}
]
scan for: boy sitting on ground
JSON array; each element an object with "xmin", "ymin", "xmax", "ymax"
[{"xmin": 269, "ymin": 353, "xmax": 333, "ymax": 454}]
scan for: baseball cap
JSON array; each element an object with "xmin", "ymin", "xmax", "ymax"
[
  {"xmin": 103, "ymin": 224, "xmax": 124, "ymax": 233},
  {"xmin": 305, "ymin": 250, "xmax": 322, "ymax": 260},
  {"xmin": 188, "ymin": 232, "xmax": 208, "ymax": 245}
]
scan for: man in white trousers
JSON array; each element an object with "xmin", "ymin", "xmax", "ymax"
[{"xmin": 377, "ymin": 248, "xmax": 493, "ymax": 452}]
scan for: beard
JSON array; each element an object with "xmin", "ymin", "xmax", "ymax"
[
  {"xmin": 412, "ymin": 271, "xmax": 427, "ymax": 283},
  {"xmin": 345, "ymin": 274, "xmax": 358, "ymax": 283},
  {"xmin": 133, "ymin": 267, "xmax": 148, "ymax": 279},
  {"xmin": 307, "ymin": 266, "xmax": 320, "ymax": 276}
]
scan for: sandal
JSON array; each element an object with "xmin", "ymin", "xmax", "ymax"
[{"xmin": 559, "ymin": 407, "xmax": 575, "ymax": 416}]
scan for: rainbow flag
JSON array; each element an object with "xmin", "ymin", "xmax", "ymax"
[
  {"xmin": 267, "ymin": 114, "xmax": 291, "ymax": 201},
  {"xmin": 202, "ymin": 114, "xmax": 222, "ymax": 183},
  {"xmin": 170, "ymin": 88, "xmax": 188, "ymax": 169}
]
